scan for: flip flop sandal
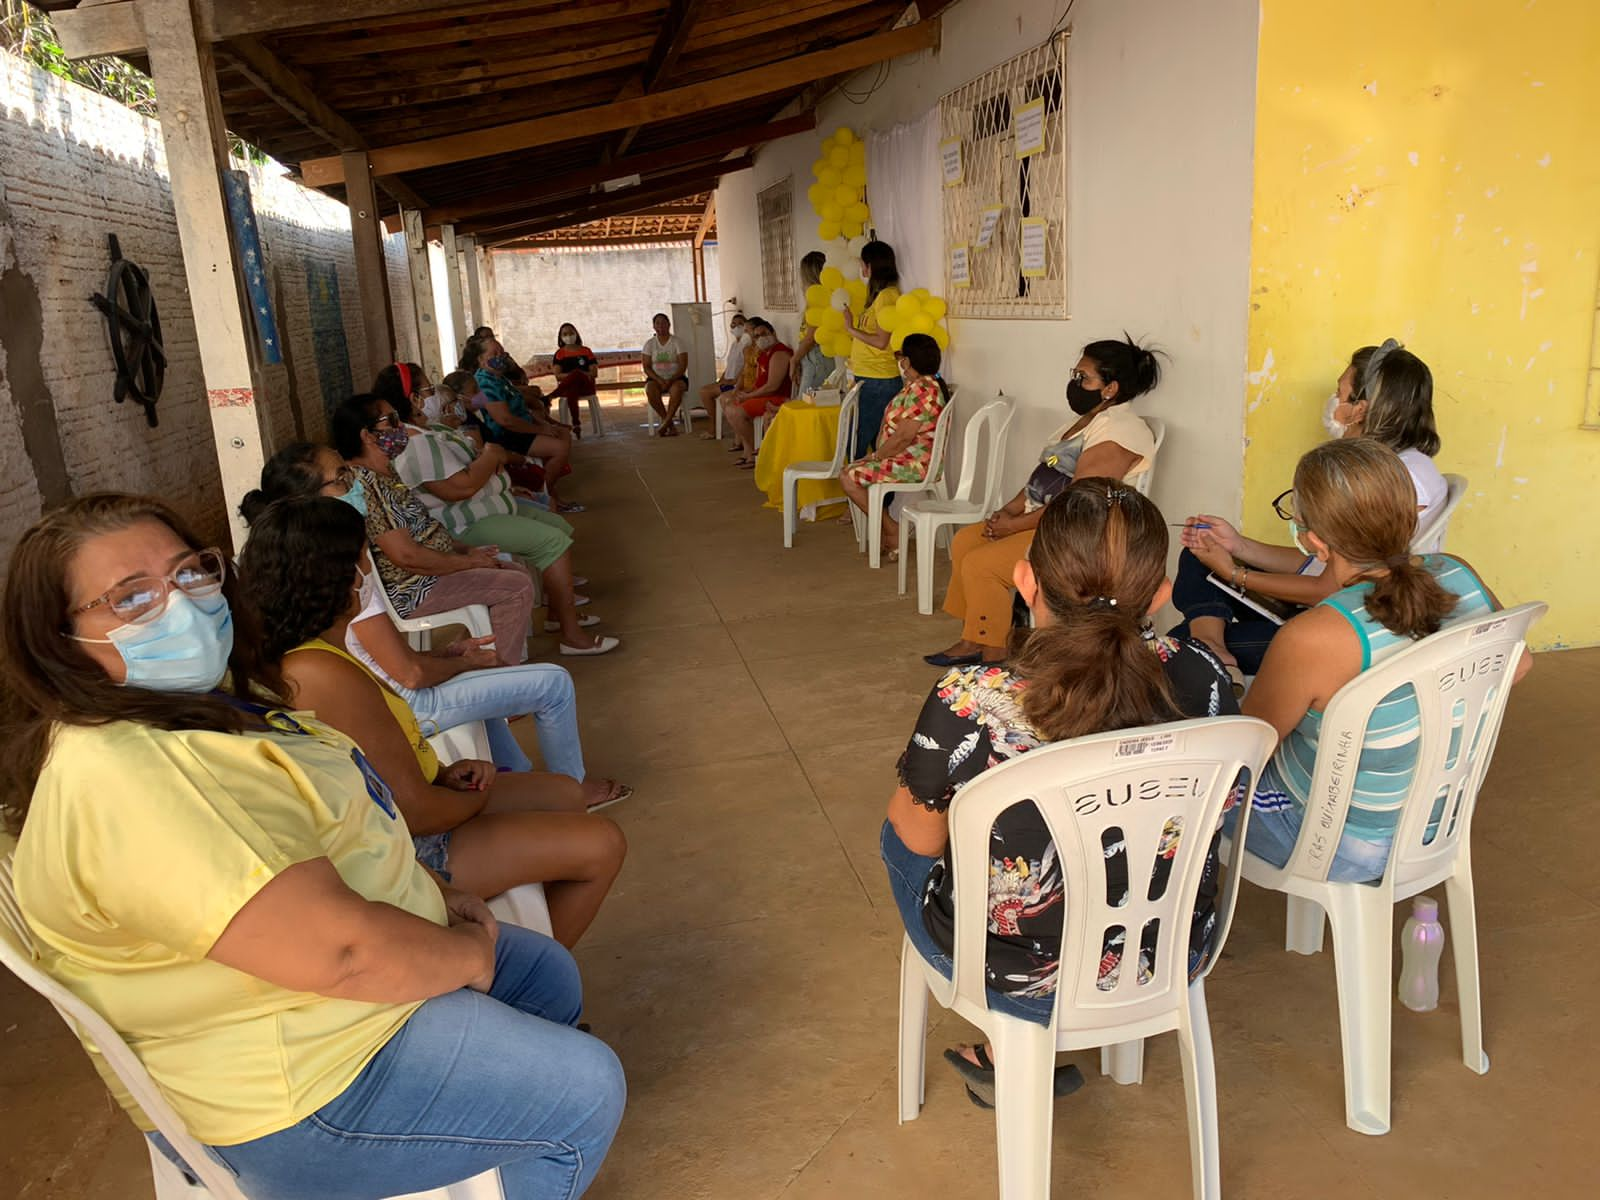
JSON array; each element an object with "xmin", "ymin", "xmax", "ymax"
[
  {"xmin": 556, "ymin": 503, "xmax": 587, "ymax": 514},
  {"xmin": 585, "ymin": 782, "xmax": 634, "ymax": 812},
  {"xmin": 942, "ymin": 1046, "xmax": 1085, "ymax": 1109},
  {"xmin": 737, "ymin": 460, "xmax": 756, "ymax": 470}
]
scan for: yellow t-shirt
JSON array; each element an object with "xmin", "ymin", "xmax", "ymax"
[
  {"xmin": 287, "ymin": 637, "xmax": 440, "ymax": 784},
  {"xmin": 849, "ymin": 286, "xmax": 901, "ymax": 379},
  {"xmin": 14, "ymin": 716, "xmax": 447, "ymax": 1145}
]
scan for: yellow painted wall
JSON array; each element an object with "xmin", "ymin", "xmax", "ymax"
[{"xmin": 1245, "ymin": 0, "xmax": 1600, "ymax": 649}]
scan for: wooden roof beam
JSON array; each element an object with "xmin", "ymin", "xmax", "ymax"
[
  {"xmin": 693, "ymin": 191, "xmax": 716, "ymax": 249},
  {"xmin": 499, "ymin": 232, "xmax": 709, "ymax": 250},
  {"xmin": 217, "ymin": 35, "xmax": 425, "ymax": 210},
  {"xmin": 53, "ymin": 0, "xmax": 502, "ymax": 60},
  {"xmin": 610, "ymin": 0, "xmax": 706, "ymax": 158},
  {"xmin": 300, "ymin": 18, "xmax": 940, "ymax": 186},
  {"xmin": 471, "ymin": 166, "xmax": 741, "ymax": 243},
  {"xmin": 381, "ymin": 112, "xmax": 813, "ymax": 232}
]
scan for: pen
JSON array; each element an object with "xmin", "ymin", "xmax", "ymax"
[{"xmin": 1171, "ymin": 522, "xmax": 1211, "ymax": 529}]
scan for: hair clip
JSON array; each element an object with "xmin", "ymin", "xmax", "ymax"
[
  {"xmin": 1362, "ymin": 337, "xmax": 1402, "ymax": 396},
  {"xmin": 1087, "ymin": 596, "xmax": 1118, "ymax": 609}
]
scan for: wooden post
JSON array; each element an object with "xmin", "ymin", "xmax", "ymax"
[
  {"xmin": 478, "ymin": 245, "xmax": 500, "ymax": 334},
  {"xmin": 342, "ymin": 149, "xmax": 396, "ymax": 384},
  {"xmin": 401, "ymin": 209, "xmax": 445, "ymax": 382},
  {"xmin": 439, "ymin": 222, "xmax": 469, "ymax": 353},
  {"xmin": 460, "ymin": 235, "xmax": 485, "ymax": 331},
  {"xmin": 692, "ymin": 243, "xmax": 706, "ymax": 302},
  {"xmin": 139, "ymin": 0, "xmax": 270, "ymax": 550}
]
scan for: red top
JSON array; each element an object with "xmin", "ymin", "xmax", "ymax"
[{"xmin": 752, "ymin": 342, "xmax": 794, "ymax": 400}]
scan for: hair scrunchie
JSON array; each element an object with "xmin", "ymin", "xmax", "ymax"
[{"xmin": 1361, "ymin": 337, "xmax": 1402, "ymax": 399}]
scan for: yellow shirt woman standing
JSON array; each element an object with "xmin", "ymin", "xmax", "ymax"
[{"xmin": 843, "ymin": 239, "xmax": 904, "ymax": 459}]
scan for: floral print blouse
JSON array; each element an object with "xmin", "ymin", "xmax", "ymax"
[{"xmin": 896, "ymin": 633, "xmax": 1238, "ymax": 998}]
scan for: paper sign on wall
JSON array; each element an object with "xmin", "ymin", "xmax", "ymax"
[
  {"xmin": 1013, "ymin": 99, "xmax": 1047, "ymax": 159},
  {"xmin": 939, "ymin": 139, "xmax": 964, "ymax": 187},
  {"xmin": 1020, "ymin": 218, "xmax": 1048, "ymax": 277},
  {"xmin": 975, "ymin": 205, "xmax": 1003, "ymax": 249},
  {"xmin": 950, "ymin": 244, "xmax": 972, "ymax": 289}
]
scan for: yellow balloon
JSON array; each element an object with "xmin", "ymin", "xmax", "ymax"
[
  {"xmin": 829, "ymin": 145, "xmax": 850, "ymax": 169},
  {"xmin": 804, "ymin": 283, "xmax": 829, "ymax": 307},
  {"xmin": 895, "ymin": 293, "xmax": 922, "ymax": 321},
  {"xmin": 820, "ymin": 307, "xmax": 846, "ymax": 331},
  {"xmin": 912, "ymin": 287, "xmax": 932, "ymax": 302},
  {"xmin": 804, "ymin": 306, "xmax": 828, "ymax": 327},
  {"xmin": 806, "ymin": 183, "xmax": 826, "ymax": 210},
  {"xmin": 845, "ymin": 200, "xmax": 870, "ymax": 223},
  {"xmin": 811, "ymin": 157, "xmax": 828, "ymax": 179},
  {"xmin": 819, "ymin": 266, "xmax": 845, "ymax": 289},
  {"xmin": 833, "ymin": 127, "xmax": 856, "ymax": 147},
  {"xmin": 877, "ymin": 304, "xmax": 901, "ymax": 332},
  {"xmin": 889, "ymin": 329, "xmax": 908, "ymax": 351},
  {"xmin": 845, "ymin": 278, "xmax": 867, "ymax": 305},
  {"xmin": 842, "ymin": 164, "xmax": 867, "ymax": 189},
  {"xmin": 930, "ymin": 325, "xmax": 951, "ymax": 350},
  {"xmin": 821, "ymin": 202, "xmax": 843, "ymax": 223},
  {"xmin": 841, "ymin": 220, "xmax": 864, "ymax": 239},
  {"xmin": 818, "ymin": 219, "xmax": 841, "ymax": 241},
  {"xmin": 908, "ymin": 313, "xmax": 936, "ymax": 336},
  {"xmin": 830, "ymin": 184, "xmax": 854, "ymax": 208},
  {"xmin": 818, "ymin": 166, "xmax": 843, "ymax": 188},
  {"xmin": 923, "ymin": 296, "xmax": 947, "ymax": 321}
]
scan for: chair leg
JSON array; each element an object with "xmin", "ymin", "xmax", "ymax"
[
  {"xmin": 868, "ymin": 489, "xmax": 885, "ymax": 569},
  {"xmin": 1444, "ymin": 866, "xmax": 1490, "ymax": 1074},
  {"xmin": 1099, "ymin": 1040, "xmax": 1145, "ymax": 1085},
  {"xmin": 1178, "ymin": 982, "xmax": 1222, "ymax": 1200},
  {"xmin": 1323, "ymin": 886, "xmax": 1395, "ymax": 1135},
  {"xmin": 897, "ymin": 511, "xmax": 911, "ymax": 596},
  {"xmin": 1285, "ymin": 894, "xmax": 1327, "ymax": 955},
  {"xmin": 916, "ymin": 519, "xmax": 938, "ymax": 615},
  {"xmin": 589, "ymin": 394, "xmax": 603, "ymax": 437},
  {"xmin": 897, "ymin": 937, "xmax": 929, "ymax": 1124},
  {"xmin": 990, "ymin": 1018, "xmax": 1058, "ymax": 1200},
  {"xmin": 782, "ymin": 473, "xmax": 797, "ymax": 549}
]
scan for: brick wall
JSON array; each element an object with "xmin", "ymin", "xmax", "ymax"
[
  {"xmin": 491, "ymin": 243, "xmax": 726, "ymax": 363},
  {"xmin": 0, "ymin": 54, "xmax": 415, "ymax": 569}
]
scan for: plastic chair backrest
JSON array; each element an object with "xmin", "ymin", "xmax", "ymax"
[
  {"xmin": 826, "ymin": 384, "xmax": 863, "ymax": 473},
  {"xmin": 1283, "ymin": 600, "xmax": 1545, "ymax": 890},
  {"xmin": 0, "ymin": 855, "xmax": 250, "ymax": 1199},
  {"xmin": 1410, "ymin": 473, "xmax": 1467, "ymax": 554},
  {"xmin": 1133, "ymin": 417, "xmax": 1166, "ymax": 498},
  {"xmin": 941, "ymin": 717, "xmax": 1278, "ymax": 1044},
  {"xmin": 944, "ymin": 394, "xmax": 1016, "ymax": 509},
  {"xmin": 920, "ymin": 389, "xmax": 959, "ymax": 488}
]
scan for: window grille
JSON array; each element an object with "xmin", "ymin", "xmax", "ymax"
[
  {"xmin": 939, "ymin": 36, "xmax": 1069, "ymax": 318},
  {"xmin": 757, "ymin": 179, "xmax": 797, "ymax": 311}
]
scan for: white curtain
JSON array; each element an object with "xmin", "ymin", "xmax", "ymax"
[{"xmin": 866, "ymin": 110, "xmax": 943, "ymax": 297}]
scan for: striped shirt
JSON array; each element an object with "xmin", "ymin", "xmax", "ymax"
[
  {"xmin": 393, "ymin": 425, "xmax": 515, "ymax": 538},
  {"xmin": 1251, "ymin": 555, "xmax": 1495, "ymax": 875}
]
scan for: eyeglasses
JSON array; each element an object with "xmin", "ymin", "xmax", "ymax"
[
  {"xmin": 70, "ymin": 548, "xmax": 226, "ymax": 624},
  {"xmin": 368, "ymin": 413, "xmax": 401, "ymax": 431},
  {"xmin": 1271, "ymin": 488, "xmax": 1296, "ymax": 521},
  {"xmin": 1069, "ymin": 369, "xmax": 1100, "ymax": 386},
  {"xmin": 321, "ymin": 464, "xmax": 356, "ymax": 495}
]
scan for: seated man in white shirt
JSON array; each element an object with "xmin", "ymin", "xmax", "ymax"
[{"xmin": 642, "ymin": 312, "xmax": 690, "ymax": 437}]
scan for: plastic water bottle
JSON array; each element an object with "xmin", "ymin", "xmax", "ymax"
[{"xmin": 1398, "ymin": 895, "xmax": 1445, "ymax": 1012}]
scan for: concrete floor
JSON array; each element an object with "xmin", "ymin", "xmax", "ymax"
[{"xmin": 1, "ymin": 400, "xmax": 1595, "ymax": 1198}]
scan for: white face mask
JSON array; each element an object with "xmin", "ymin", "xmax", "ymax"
[
  {"xmin": 755, "ymin": 334, "xmax": 776, "ymax": 350},
  {"xmin": 731, "ymin": 323, "xmax": 746, "ymax": 339},
  {"xmin": 1322, "ymin": 392, "xmax": 1348, "ymax": 439},
  {"xmin": 420, "ymin": 388, "xmax": 446, "ymax": 425},
  {"xmin": 561, "ymin": 333, "xmax": 578, "ymax": 346}
]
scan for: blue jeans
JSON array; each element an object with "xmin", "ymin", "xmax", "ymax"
[
  {"xmin": 157, "ymin": 925, "xmax": 625, "ymax": 1200},
  {"xmin": 853, "ymin": 376, "xmax": 902, "ymax": 459},
  {"xmin": 879, "ymin": 820, "xmax": 1054, "ymax": 1027},
  {"xmin": 1224, "ymin": 805, "xmax": 1393, "ymax": 884},
  {"xmin": 400, "ymin": 663, "xmax": 584, "ymax": 779},
  {"xmin": 1168, "ymin": 548, "xmax": 1286, "ymax": 675}
]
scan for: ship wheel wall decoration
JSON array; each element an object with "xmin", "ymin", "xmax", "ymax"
[{"xmin": 91, "ymin": 234, "xmax": 167, "ymax": 427}]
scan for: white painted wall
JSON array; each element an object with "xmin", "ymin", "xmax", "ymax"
[{"xmin": 715, "ymin": 0, "xmax": 1260, "ymax": 548}]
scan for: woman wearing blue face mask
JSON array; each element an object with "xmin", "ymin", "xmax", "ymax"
[
  {"xmin": 463, "ymin": 336, "xmax": 581, "ymax": 513},
  {"xmin": 0, "ymin": 493, "xmax": 625, "ymax": 1200}
]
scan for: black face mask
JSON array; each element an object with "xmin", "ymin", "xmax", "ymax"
[{"xmin": 1066, "ymin": 379, "xmax": 1105, "ymax": 415}]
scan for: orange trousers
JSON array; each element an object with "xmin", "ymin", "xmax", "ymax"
[{"xmin": 941, "ymin": 523, "xmax": 1036, "ymax": 649}]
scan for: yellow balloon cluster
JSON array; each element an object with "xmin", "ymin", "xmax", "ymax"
[
  {"xmin": 879, "ymin": 288, "xmax": 951, "ymax": 352},
  {"xmin": 806, "ymin": 127, "xmax": 870, "ymax": 242},
  {"xmin": 802, "ymin": 264, "xmax": 869, "ymax": 359}
]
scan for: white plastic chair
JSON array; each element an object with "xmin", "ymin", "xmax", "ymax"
[
  {"xmin": 860, "ymin": 388, "xmax": 960, "ymax": 569},
  {"xmin": 896, "ymin": 394, "xmax": 1016, "ymax": 613},
  {"xmin": 0, "ymin": 854, "xmax": 506, "ymax": 1200},
  {"xmin": 1133, "ymin": 416, "xmax": 1166, "ymax": 498},
  {"xmin": 782, "ymin": 384, "xmax": 861, "ymax": 548},
  {"xmin": 898, "ymin": 716, "xmax": 1278, "ymax": 1200},
  {"xmin": 1229, "ymin": 601, "xmax": 1545, "ymax": 1135},
  {"xmin": 1411, "ymin": 473, "xmax": 1467, "ymax": 554},
  {"xmin": 376, "ymin": 570, "xmax": 493, "ymax": 653}
]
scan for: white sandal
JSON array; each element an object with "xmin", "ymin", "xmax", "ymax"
[
  {"xmin": 560, "ymin": 635, "xmax": 620, "ymax": 656},
  {"xmin": 545, "ymin": 614, "xmax": 600, "ymax": 632}
]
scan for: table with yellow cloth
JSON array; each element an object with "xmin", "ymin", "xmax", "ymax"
[{"xmin": 753, "ymin": 399, "xmax": 848, "ymax": 520}]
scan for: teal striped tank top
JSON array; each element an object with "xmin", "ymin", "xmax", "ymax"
[{"xmin": 1252, "ymin": 555, "xmax": 1494, "ymax": 877}]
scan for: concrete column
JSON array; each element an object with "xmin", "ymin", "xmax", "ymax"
[
  {"xmin": 400, "ymin": 209, "xmax": 445, "ymax": 383},
  {"xmin": 342, "ymin": 149, "xmax": 395, "ymax": 384},
  {"xmin": 460, "ymin": 235, "xmax": 484, "ymax": 332},
  {"xmin": 140, "ymin": 0, "xmax": 270, "ymax": 549}
]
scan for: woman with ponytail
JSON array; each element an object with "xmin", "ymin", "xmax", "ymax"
[
  {"xmin": 882, "ymin": 479, "xmax": 1237, "ymax": 1107},
  {"xmin": 1241, "ymin": 438, "xmax": 1526, "ymax": 881},
  {"xmin": 927, "ymin": 335, "xmax": 1161, "ymax": 667}
]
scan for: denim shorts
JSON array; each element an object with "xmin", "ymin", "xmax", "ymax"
[{"xmin": 413, "ymin": 832, "xmax": 453, "ymax": 881}]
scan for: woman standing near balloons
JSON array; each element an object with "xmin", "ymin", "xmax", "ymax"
[
  {"xmin": 790, "ymin": 252, "xmax": 835, "ymax": 398},
  {"xmin": 841, "ymin": 240, "xmax": 903, "ymax": 458}
]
